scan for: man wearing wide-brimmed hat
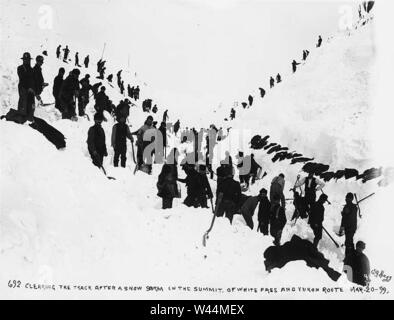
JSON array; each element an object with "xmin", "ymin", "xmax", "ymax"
[{"xmin": 17, "ymin": 52, "xmax": 36, "ymax": 120}]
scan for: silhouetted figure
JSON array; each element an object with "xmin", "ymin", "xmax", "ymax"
[
  {"xmin": 94, "ymin": 86, "xmax": 110, "ymax": 116},
  {"xmin": 120, "ymin": 80, "xmax": 125, "ymax": 95},
  {"xmin": 230, "ymin": 108, "xmax": 235, "ymax": 120},
  {"xmin": 117, "ymin": 70, "xmax": 123, "ymax": 88},
  {"xmin": 53, "ymin": 67, "xmax": 65, "ymax": 112},
  {"xmin": 295, "ymin": 173, "xmax": 325, "ymax": 214},
  {"xmin": 84, "ymin": 55, "xmax": 90, "ymax": 68},
  {"xmin": 131, "ymin": 116, "xmax": 154, "ymax": 169},
  {"xmin": 292, "ymin": 59, "xmax": 301, "ymax": 73},
  {"xmin": 236, "ymin": 151, "xmax": 251, "ymax": 189},
  {"xmin": 248, "ymin": 95, "xmax": 253, "ymax": 106},
  {"xmin": 98, "ymin": 67, "xmax": 106, "ymax": 80},
  {"xmin": 363, "ymin": 1, "xmax": 374, "ymax": 14},
  {"xmin": 157, "ymin": 154, "xmax": 179, "ymax": 209},
  {"xmin": 17, "ymin": 52, "xmax": 35, "ymax": 120},
  {"xmin": 75, "ymin": 52, "xmax": 81, "ymax": 67},
  {"xmin": 97, "ymin": 59, "xmax": 102, "ymax": 73},
  {"xmin": 129, "ymin": 86, "xmax": 135, "ymax": 98},
  {"xmin": 302, "ymin": 50, "xmax": 310, "ymax": 61},
  {"xmin": 115, "ymin": 99, "xmax": 131, "ymax": 121},
  {"xmin": 162, "ymin": 110, "xmax": 169, "ymax": 122},
  {"xmin": 91, "ymin": 82, "xmax": 102, "ymax": 97},
  {"xmin": 111, "ymin": 116, "xmax": 134, "ymax": 168},
  {"xmin": 317, "ymin": 35, "xmax": 322, "ymax": 48},
  {"xmin": 309, "ymin": 194, "xmax": 329, "ymax": 247},
  {"xmin": 259, "ymin": 87, "xmax": 266, "ymax": 98},
  {"xmin": 240, "ymin": 188, "xmax": 266, "ymax": 229},
  {"xmin": 174, "ymin": 120, "xmax": 180, "ymax": 134},
  {"xmin": 87, "ymin": 112, "xmax": 107, "ymax": 168},
  {"xmin": 258, "ymin": 188, "xmax": 271, "ymax": 235},
  {"xmin": 78, "ymin": 74, "xmax": 91, "ymax": 116},
  {"xmin": 56, "ymin": 45, "xmax": 61, "ymax": 59},
  {"xmin": 339, "ymin": 193, "xmax": 358, "ymax": 257},
  {"xmin": 134, "ymin": 85, "xmax": 140, "ymax": 100},
  {"xmin": 63, "ymin": 45, "xmax": 70, "ymax": 62},
  {"xmin": 179, "ymin": 164, "xmax": 213, "ymax": 209},
  {"xmin": 270, "ymin": 77, "xmax": 275, "ymax": 88},
  {"xmin": 269, "ymin": 194, "xmax": 287, "ymax": 246},
  {"xmin": 242, "ymin": 102, "xmax": 248, "ymax": 109},
  {"xmin": 33, "ymin": 55, "xmax": 47, "ymax": 103},
  {"xmin": 276, "ymin": 73, "xmax": 282, "ymax": 83},
  {"xmin": 250, "ymin": 154, "xmax": 262, "ymax": 184},
  {"xmin": 216, "ymin": 171, "xmax": 242, "ymax": 223},
  {"xmin": 152, "ymin": 104, "xmax": 158, "ymax": 114},
  {"xmin": 270, "ymin": 174, "xmax": 286, "ymax": 209},
  {"xmin": 158, "ymin": 121, "xmax": 167, "ymax": 158},
  {"xmin": 344, "ymin": 241, "xmax": 371, "ymax": 287},
  {"xmin": 59, "ymin": 69, "xmax": 80, "ymax": 119}
]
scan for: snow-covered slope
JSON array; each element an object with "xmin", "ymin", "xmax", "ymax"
[{"xmin": 1, "ymin": 13, "xmax": 393, "ymax": 299}]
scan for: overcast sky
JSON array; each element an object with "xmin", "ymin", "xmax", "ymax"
[{"xmin": 1, "ymin": 0, "xmax": 360, "ymax": 122}]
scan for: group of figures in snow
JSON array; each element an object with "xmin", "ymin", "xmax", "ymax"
[{"xmin": 2, "ymin": 19, "xmax": 377, "ymax": 286}]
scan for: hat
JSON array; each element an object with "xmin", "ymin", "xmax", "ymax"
[
  {"xmin": 36, "ymin": 55, "xmax": 44, "ymax": 62},
  {"xmin": 346, "ymin": 192, "xmax": 354, "ymax": 201},
  {"xmin": 259, "ymin": 188, "xmax": 267, "ymax": 194},
  {"xmin": 21, "ymin": 52, "xmax": 32, "ymax": 60},
  {"xmin": 72, "ymin": 69, "xmax": 81, "ymax": 76}
]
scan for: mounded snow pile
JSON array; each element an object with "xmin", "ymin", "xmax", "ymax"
[{"xmin": 1, "ymin": 15, "xmax": 393, "ymax": 299}]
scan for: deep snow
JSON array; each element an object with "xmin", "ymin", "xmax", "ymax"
[{"xmin": 1, "ymin": 2, "xmax": 394, "ymax": 300}]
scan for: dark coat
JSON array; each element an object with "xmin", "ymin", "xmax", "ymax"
[
  {"xmin": 269, "ymin": 203, "xmax": 287, "ymax": 233},
  {"xmin": 53, "ymin": 75, "xmax": 63, "ymax": 99},
  {"xmin": 87, "ymin": 124, "xmax": 107, "ymax": 156},
  {"xmin": 17, "ymin": 64, "xmax": 35, "ymax": 91},
  {"xmin": 60, "ymin": 75, "xmax": 79, "ymax": 102},
  {"xmin": 346, "ymin": 250, "xmax": 370, "ymax": 286},
  {"xmin": 309, "ymin": 201, "xmax": 324, "ymax": 226},
  {"xmin": 157, "ymin": 164, "xmax": 179, "ymax": 199},
  {"xmin": 111, "ymin": 123, "xmax": 132, "ymax": 150},
  {"xmin": 95, "ymin": 91, "xmax": 109, "ymax": 111},
  {"xmin": 258, "ymin": 196, "xmax": 271, "ymax": 224},
  {"xmin": 341, "ymin": 203, "xmax": 358, "ymax": 233},
  {"xmin": 159, "ymin": 125, "xmax": 167, "ymax": 147},
  {"xmin": 33, "ymin": 64, "xmax": 45, "ymax": 95},
  {"xmin": 217, "ymin": 177, "xmax": 241, "ymax": 205}
]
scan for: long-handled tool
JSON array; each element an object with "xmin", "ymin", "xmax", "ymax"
[
  {"xmin": 131, "ymin": 141, "xmax": 136, "ymax": 164},
  {"xmin": 354, "ymin": 193, "xmax": 362, "ymax": 218},
  {"xmin": 320, "ymin": 188, "xmax": 331, "ymax": 205},
  {"xmin": 202, "ymin": 193, "xmax": 223, "ymax": 247},
  {"xmin": 100, "ymin": 165, "xmax": 116, "ymax": 180},
  {"xmin": 353, "ymin": 192, "xmax": 375, "ymax": 218},
  {"xmin": 357, "ymin": 192, "xmax": 375, "ymax": 204},
  {"xmin": 322, "ymin": 226, "xmax": 340, "ymax": 248}
]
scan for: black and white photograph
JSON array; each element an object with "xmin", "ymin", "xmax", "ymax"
[{"xmin": 0, "ymin": 0, "xmax": 393, "ymax": 302}]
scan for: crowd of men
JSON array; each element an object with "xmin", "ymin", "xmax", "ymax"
[{"xmin": 12, "ymin": 40, "xmax": 371, "ymax": 287}]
